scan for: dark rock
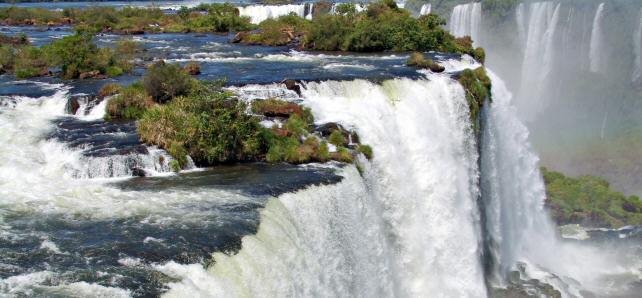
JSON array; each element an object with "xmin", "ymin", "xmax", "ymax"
[
  {"xmin": 428, "ymin": 62, "xmax": 445, "ymax": 73},
  {"xmin": 66, "ymin": 96, "xmax": 81, "ymax": 115},
  {"xmin": 282, "ymin": 79, "xmax": 301, "ymax": 96},
  {"xmin": 350, "ymin": 131, "xmax": 360, "ymax": 144},
  {"xmin": 315, "ymin": 122, "xmax": 346, "ymax": 137},
  {"xmin": 230, "ymin": 31, "xmax": 249, "ymax": 43},
  {"xmin": 131, "ymin": 168, "xmax": 147, "ymax": 177}
]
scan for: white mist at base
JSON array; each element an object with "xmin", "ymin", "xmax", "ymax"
[
  {"xmin": 449, "ymin": 2, "xmax": 482, "ymax": 46},
  {"xmin": 159, "ymin": 74, "xmax": 487, "ymax": 297},
  {"xmin": 589, "ymin": 3, "xmax": 606, "ymax": 73}
]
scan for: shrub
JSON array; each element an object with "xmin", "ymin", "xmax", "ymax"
[
  {"xmin": 458, "ymin": 67, "xmax": 491, "ymax": 127},
  {"xmin": 473, "ymin": 47, "xmax": 486, "ymax": 64},
  {"xmin": 142, "ymin": 61, "xmax": 193, "ymax": 103},
  {"xmin": 316, "ymin": 141, "xmax": 330, "ymax": 162},
  {"xmin": 138, "ymin": 81, "xmax": 265, "ymax": 165},
  {"xmin": 14, "ymin": 46, "xmax": 47, "ymax": 78},
  {"xmin": 332, "ymin": 147, "xmax": 354, "ymax": 163},
  {"xmin": 357, "ymin": 144, "xmax": 373, "ymax": 160},
  {"xmin": 406, "ymin": 52, "xmax": 445, "ymax": 72},
  {"xmin": 0, "ymin": 45, "xmax": 15, "ymax": 73},
  {"xmin": 105, "ymin": 83, "xmax": 151, "ymax": 120},
  {"xmin": 98, "ymin": 83, "xmax": 122, "ymax": 98},
  {"xmin": 106, "ymin": 66, "xmax": 124, "ymax": 77},
  {"xmin": 329, "ymin": 130, "xmax": 347, "ymax": 147}
]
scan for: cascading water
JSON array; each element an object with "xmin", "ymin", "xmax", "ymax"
[
  {"xmin": 632, "ymin": 8, "xmax": 642, "ymax": 83},
  {"xmin": 158, "ymin": 66, "xmax": 488, "ymax": 297},
  {"xmin": 515, "ymin": 3, "xmax": 527, "ymax": 48},
  {"xmin": 419, "ymin": 4, "xmax": 431, "ymax": 15},
  {"xmin": 518, "ymin": 1, "xmax": 560, "ymax": 121},
  {"xmin": 449, "ymin": 2, "xmax": 482, "ymax": 46},
  {"xmin": 480, "ymin": 71, "xmax": 559, "ymax": 282},
  {"xmin": 237, "ymin": 4, "xmax": 309, "ymax": 24},
  {"xmin": 589, "ymin": 3, "xmax": 605, "ymax": 73}
]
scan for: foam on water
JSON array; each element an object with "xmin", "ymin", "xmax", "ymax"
[{"xmin": 159, "ymin": 62, "xmax": 487, "ymax": 297}]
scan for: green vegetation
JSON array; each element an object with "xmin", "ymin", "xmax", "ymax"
[
  {"xmin": 542, "ymin": 167, "xmax": 642, "ymax": 228},
  {"xmin": 98, "ymin": 83, "xmax": 122, "ymax": 98},
  {"xmin": 236, "ymin": 0, "xmax": 481, "ymax": 55},
  {"xmin": 105, "ymin": 82, "xmax": 151, "ymax": 120},
  {"xmin": 142, "ymin": 61, "xmax": 193, "ymax": 103},
  {"xmin": 457, "ymin": 67, "xmax": 491, "ymax": 129},
  {"xmin": 357, "ymin": 144, "xmax": 374, "ymax": 160},
  {"xmin": 1, "ymin": 32, "xmax": 133, "ymax": 79},
  {"xmin": 0, "ymin": 5, "xmax": 254, "ymax": 33},
  {"xmin": 406, "ymin": 52, "xmax": 445, "ymax": 72},
  {"xmin": 138, "ymin": 80, "xmax": 265, "ymax": 167}
]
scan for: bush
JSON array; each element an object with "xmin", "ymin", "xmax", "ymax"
[
  {"xmin": 329, "ymin": 130, "xmax": 347, "ymax": 147},
  {"xmin": 473, "ymin": 47, "xmax": 486, "ymax": 64},
  {"xmin": 357, "ymin": 144, "xmax": 373, "ymax": 160},
  {"xmin": 406, "ymin": 52, "xmax": 444, "ymax": 72},
  {"xmin": 458, "ymin": 67, "xmax": 491, "ymax": 128},
  {"xmin": 14, "ymin": 46, "xmax": 47, "ymax": 78},
  {"xmin": 138, "ymin": 81, "xmax": 265, "ymax": 165},
  {"xmin": 542, "ymin": 167, "xmax": 642, "ymax": 228},
  {"xmin": 142, "ymin": 61, "xmax": 193, "ymax": 103},
  {"xmin": 98, "ymin": 83, "xmax": 122, "ymax": 98},
  {"xmin": 105, "ymin": 83, "xmax": 151, "ymax": 120},
  {"xmin": 332, "ymin": 147, "xmax": 354, "ymax": 163}
]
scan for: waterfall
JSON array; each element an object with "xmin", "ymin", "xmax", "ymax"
[
  {"xmin": 589, "ymin": 3, "xmax": 605, "ymax": 73},
  {"xmin": 515, "ymin": 3, "xmax": 527, "ymax": 48},
  {"xmin": 237, "ymin": 4, "xmax": 307, "ymax": 24},
  {"xmin": 633, "ymin": 8, "xmax": 642, "ymax": 83},
  {"xmin": 159, "ymin": 73, "xmax": 487, "ymax": 297},
  {"xmin": 518, "ymin": 1, "xmax": 561, "ymax": 121},
  {"xmin": 419, "ymin": 4, "xmax": 431, "ymax": 15},
  {"xmin": 481, "ymin": 71, "xmax": 559, "ymax": 282},
  {"xmin": 449, "ymin": 2, "xmax": 482, "ymax": 46}
]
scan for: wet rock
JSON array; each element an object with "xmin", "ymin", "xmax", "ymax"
[
  {"xmin": 427, "ymin": 62, "xmax": 445, "ymax": 73},
  {"xmin": 350, "ymin": 131, "xmax": 360, "ymax": 144},
  {"xmin": 131, "ymin": 168, "xmax": 147, "ymax": 177},
  {"xmin": 282, "ymin": 79, "xmax": 301, "ymax": 96},
  {"xmin": 66, "ymin": 96, "xmax": 81, "ymax": 115},
  {"xmin": 315, "ymin": 122, "xmax": 346, "ymax": 137},
  {"xmin": 183, "ymin": 62, "xmax": 201, "ymax": 75},
  {"xmin": 230, "ymin": 31, "xmax": 249, "ymax": 43}
]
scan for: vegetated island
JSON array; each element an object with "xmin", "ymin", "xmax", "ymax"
[{"xmin": 542, "ymin": 167, "xmax": 642, "ymax": 228}]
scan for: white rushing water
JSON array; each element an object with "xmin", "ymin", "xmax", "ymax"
[
  {"xmin": 160, "ymin": 68, "xmax": 487, "ymax": 297},
  {"xmin": 237, "ymin": 4, "xmax": 312, "ymax": 24},
  {"xmin": 632, "ymin": 8, "xmax": 642, "ymax": 83},
  {"xmin": 517, "ymin": 1, "xmax": 560, "ymax": 121},
  {"xmin": 419, "ymin": 4, "xmax": 431, "ymax": 15},
  {"xmin": 589, "ymin": 3, "xmax": 606, "ymax": 73},
  {"xmin": 449, "ymin": 2, "xmax": 482, "ymax": 45}
]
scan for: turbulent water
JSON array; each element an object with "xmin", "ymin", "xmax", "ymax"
[
  {"xmin": 160, "ymin": 61, "xmax": 488, "ymax": 298},
  {"xmin": 0, "ymin": 1, "xmax": 641, "ymax": 298}
]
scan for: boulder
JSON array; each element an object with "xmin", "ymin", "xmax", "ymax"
[
  {"xmin": 231, "ymin": 31, "xmax": 249, "ymax": 43},
  {"xmin": 131, "ymin": 168, "xmax": 147, "ymax": 177},
  {"xmin": 78, "ymin": 70, "xmax": 106, "ymax": 80},
  {"xmin": 282, "ymin": 79, "xmax": 301, "ymax": 96},
  {"xmin": 315, "ymin": 122, "xmax": 346, "ymax": 137},
  {"xmin": 183, "ymin": 62, "xmax": 201, "ymax": 75},
  {"xmin": 66, "ymin": 96, "xmax": 81, "ymax": 115}
]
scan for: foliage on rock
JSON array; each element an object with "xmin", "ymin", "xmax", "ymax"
[{"xmin": 542, "ymin": 167, "xmax": 642, "ymax": 228}]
